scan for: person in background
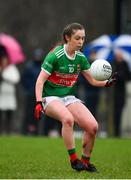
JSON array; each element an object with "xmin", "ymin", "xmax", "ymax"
[
  {"xmin": 21, "ymin": 48, "xmax": 43, "ymax": 135},
  {"xmin": 112, "ymin": 50, "xmax": 131, "ymax": 137},
  {"xmin": 43, "ymin": 115, "xmax": 62, "ymax": 137},
  {"xmin": 34, "ymin": 23, "xmax": 116, "ymax": 172},
  {"xmin": 0, "ymin": 45, "xmax": 20, "ymax": 134}
]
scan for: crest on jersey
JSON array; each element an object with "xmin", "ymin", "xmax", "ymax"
[{"xmin": 77, "ymin": 64, "xmax": 81, "ymax": 72}]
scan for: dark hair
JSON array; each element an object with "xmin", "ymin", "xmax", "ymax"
[
  {"xmin": 0, "ymin": 45, "xmax": 8, "ymax": 58},
  {"xmin": 49, "ymin": 41, "xmax": 63, "ymax": 52},
  {"xmin": 62, "ymin": 23, "xmax": 85, "ymax": 43}
]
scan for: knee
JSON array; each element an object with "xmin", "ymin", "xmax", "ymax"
[
  {"xmin": 88, "ymin": 122, "xmax": 99, "ymax": 136},
  {"xmin": 62, "ymin": 115, "xmax": 74, "ymax": 127}
]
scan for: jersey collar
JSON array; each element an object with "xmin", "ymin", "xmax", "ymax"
[{"xmin": 64, "ymin": 44, "xmax": 76, "ymax": 60}]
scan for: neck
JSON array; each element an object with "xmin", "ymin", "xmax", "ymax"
[{"xmin": 65, "ymin": 44, "xmax": 75, "ymax": 58}]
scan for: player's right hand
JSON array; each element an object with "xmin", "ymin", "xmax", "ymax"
[{"xmin": 34, "ymin": 101, "xmax": 43, "ymax": 120}]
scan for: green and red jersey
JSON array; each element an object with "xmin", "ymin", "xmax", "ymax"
[{"xmin": 41, "ymin": 44, "xmax": 90, "ymax": 97}]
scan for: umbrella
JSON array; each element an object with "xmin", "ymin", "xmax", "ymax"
[
  {"xmin": 113, "ymin": 35, "xmax": 131, "ymax": 70},
  {"xmin": 0, "ymin": 33, "xmax": 26, "ymax": 64},
  {"xmin": 84, "ymin": 35, "xmax": 117, "ymax": 62},
  {"xmin": 84, "ymin": 34, "xmax": 131, "ymax": 70}
]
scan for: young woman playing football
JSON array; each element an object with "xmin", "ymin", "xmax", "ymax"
[{"xmin": 34, "ymin": 23, "xmax": 116, "ymax": 172}]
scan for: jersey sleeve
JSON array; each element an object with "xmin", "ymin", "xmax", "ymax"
[
  {"xmin": 41, "ymin": 52, "xmax": 57, "ymax": 75},
  {"xmin": 81, "ymin": 56, "xmax": 91, "ymax": 71}
]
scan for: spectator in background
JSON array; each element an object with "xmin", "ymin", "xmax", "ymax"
[
  {"xmin": 21, "ymin": 48, "xmax": 44, "ymax": 135},
  {"xmin": 0, "ymin": 45, "xmax": 20, "ymax": 134},
  {"xmin": 43, "ymin": 115, "xmax": 62, "ymax": 137},
  {"xmin": 77, "ymin": 50, "xmax": 101, "ymax": 119},
  {"xmin": 112, "ymin": 50, "xmax": 131, "ymax": 137}
]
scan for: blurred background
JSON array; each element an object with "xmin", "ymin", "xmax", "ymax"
[{"xmin": 0, "ymin": 0, "xmax": 131, "ymax": 138}]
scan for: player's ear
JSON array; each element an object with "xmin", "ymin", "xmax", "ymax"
[{"xmin": 65, "ymin": 35, "xmax": 71, "ymax": 42}]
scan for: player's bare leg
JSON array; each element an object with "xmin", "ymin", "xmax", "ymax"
[
  {"xmin": 67, "ymin": 102, "xmax": 98, "ymax": 172},
  {"xmin": 45, "ymin": 100, "xmax": 86, "ymax": 171},
  {"xmin": 45, "ymin": 100, "xmax": 75, "ymax": 149}
]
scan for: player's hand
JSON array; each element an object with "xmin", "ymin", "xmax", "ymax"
[
  {"xmin": 34, "ymin": 101, "xmax": 44, "ymax": 120},
  {"xmin": 105, "ymin": 72, "xmax": 118, "ymax": 87}
]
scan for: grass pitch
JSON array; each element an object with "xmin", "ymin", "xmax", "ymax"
[{"xmin": 0, "ymin": 136, "xmax": 131, "ymax": 179}]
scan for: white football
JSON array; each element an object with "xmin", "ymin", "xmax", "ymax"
[{"xmin": 90, "ymin": 59, "xmax": 112, "ymax": 81}]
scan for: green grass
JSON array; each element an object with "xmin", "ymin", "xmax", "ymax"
[{"xmin": 0, "ymin": 136, "xmax": 131, "ymax": 179}]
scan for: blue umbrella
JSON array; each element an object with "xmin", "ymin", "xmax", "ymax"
[
  {"xmin": 113, "ymin": 35, "xmax": 131, "ymax": 70},
  {"xmin": 84, "ymin": 35, "xmax": 117, "ymax": 62},
  {"xmin": 84, "ymin": 34, "xmax": 131, "ymax": 70}
]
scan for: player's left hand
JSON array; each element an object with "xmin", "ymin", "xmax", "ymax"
[
  {"xmin": 34, "ymin": 101, "xmax": 44, "ymax": 120},
  {"xmin": 105, "ymin": 72, "xmax": 118, "ymax": 87}
]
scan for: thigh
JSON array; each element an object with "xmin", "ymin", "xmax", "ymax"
[
  {"xmin": 67, "ymin": 102, "xmax": 97, "ymax": 130},
  {"xmin": 45, "ymin": 100, "xmax": 73, "ymax": 122}
]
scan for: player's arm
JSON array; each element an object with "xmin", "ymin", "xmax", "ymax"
[
  {"xmin": 35, "ymin": 52, "xmax": 56, "ymax": 120},
  {"xmin": 82, "ymin": 70, "xmax": 117, "ymax": 87},
  {"xmin": 36, "ymin": 52, "xmax": 56, "ymax": 101},
  {"xmin": 82, "ymin": 70, "xmax": 107, "ymax": 87},
  {"xmin": 35, "ymin": 70, "xmax": 49, "ymax": 102},
  {"xmin": 80, "ymin": 56, "xmax": 107, "ymax": 87},
  {"xmin": 34, "ymin": 70, "xmax": 49, "ymax": 120}
]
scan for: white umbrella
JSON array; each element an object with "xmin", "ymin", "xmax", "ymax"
[
  {"xmin": 113, "ymin": 35, "xmax": 131, "ymax": 70},
  {"xmin": 84, "ymin": 34, "xmax": 131, "ymax": 70}
]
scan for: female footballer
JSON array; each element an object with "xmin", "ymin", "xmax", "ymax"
[{"xmin": 34, "ymin": 23, "xmax": 116, "ymax": 172}]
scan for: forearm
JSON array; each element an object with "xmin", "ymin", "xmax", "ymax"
[
  {"xmin": 92, "ymin": 72, "xmax": 117, "ymax": 87},
  {"xmin": 83, "ymin": 72, "xmax": 107, "ymax": 87},
  {"xmin": 90, "ymin": 78, "xmax": 107, "ymax": 87},
  {"xmin": 35, "ymin": 70, "xmax": 49, "ymax": 102},
  {"xmin": 35, "ymin": 79, "xmax": 44, "ymax": 102},
  {"xmin": 82, "ymin": 70, "xmax": 109, "ymax": 87},
  {"xmin": 35, "ymin": 77, "xmax": 45, "ymax": 121}
]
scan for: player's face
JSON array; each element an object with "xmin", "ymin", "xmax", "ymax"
[{"xmin": 67, "ymin": 29, "xmax": 85, "ymax": 51}]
